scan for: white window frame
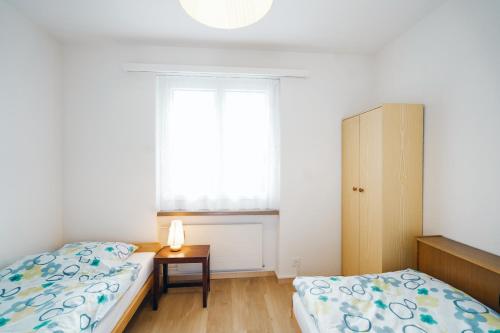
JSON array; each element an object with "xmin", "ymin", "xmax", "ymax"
[{"xmin": 156, "ymin": 75, "xmax": 280, "ymax": 212}]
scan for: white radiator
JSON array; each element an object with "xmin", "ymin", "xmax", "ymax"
[{"xmin": 159, "ymin": 223, "xmax": 263, "ymax": 272}]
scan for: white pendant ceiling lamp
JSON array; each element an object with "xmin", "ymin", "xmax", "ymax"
[{"xmin": 179, "ymin": 0, "xmax": 273, "ymax": 29}]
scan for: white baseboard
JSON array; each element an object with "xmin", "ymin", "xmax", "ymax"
[{"xmin": 275, "ymin": 273, "xmax": 296, "ymax": 280}]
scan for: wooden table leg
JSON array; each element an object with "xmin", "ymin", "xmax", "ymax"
[
  {"xmin": 163, "ymin": 263, "xmax": 168, "ymax": 294},
  {"xmin": 153, "ymin": 261, "xmax": 159, "ymax": 310},
  {"xmin": 208, "ymin": 255, "xmax": 211, "ymax": 292},
  {"xmin": 202, "ymin": 259, "xmax": 208, "ymax": 308}
]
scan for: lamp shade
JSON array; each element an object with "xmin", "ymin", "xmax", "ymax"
[
  {"xmin": 167, "ymin": 220, "xmax": 185, "ymax": 251},
  {"xmin": 179, "ymin": 0, "xmax": 273, "ymax": 29}
]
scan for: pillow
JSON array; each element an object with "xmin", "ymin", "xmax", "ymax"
[{"xmin": 58, "ymin": 241, "xmax": 138, "ymax": 261}]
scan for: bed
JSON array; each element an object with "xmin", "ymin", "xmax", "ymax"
[
  {"xmin": 97, "ymin": 242, "xmax": 161, "ymax": 333},
  {"xmin": 292, "ymin": 236, "xmax": 500, "ymax": 333},
  {"xmin": 0, "ymin": 241, "xmax": 161, "ymax": 333}
]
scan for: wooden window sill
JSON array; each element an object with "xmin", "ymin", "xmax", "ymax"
[{"xmin": 157, "ymin": 210, "xmax": 279, "ymax": 216}]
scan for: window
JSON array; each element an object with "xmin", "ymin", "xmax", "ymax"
[{"xmin": 157, "ymin": 76, "xmax": 279, "ymax": 212}]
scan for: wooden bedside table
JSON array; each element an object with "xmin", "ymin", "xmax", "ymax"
[{"xmin": 152, "ymin": 245, "xmax": 210, "ymax": 310}]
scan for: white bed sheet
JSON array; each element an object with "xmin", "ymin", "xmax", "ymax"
[
  {"xmin": 293, "ymin": 292, "xmax": 319, "ymax": 333},
  {"xmin": 94, "ymin": 252, "xmax": 155, "ymax": 333}
]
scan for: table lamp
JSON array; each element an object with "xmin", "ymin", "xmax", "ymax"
[{"xmin": 167, "ymin": 219, "xmax": 185, "ymax": 251}]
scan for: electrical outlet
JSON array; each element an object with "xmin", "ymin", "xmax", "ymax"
[
  {"xmin": 292, "ymin": 257, "xmax": 301, "ymax": 276},
  {"xmin": 292, "ymin": 257, "xmax": 301, "ymax": 268}
]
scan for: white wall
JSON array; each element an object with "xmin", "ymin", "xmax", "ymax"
[
  {"xmin": 0, "ymin": 2, "xmax": 63, "ymax": 267},
  {"xmin": 375, "ymin": 0, "xmax": 500, "ymax": 255},
  {"xmin": 62, "ymin": 43, "xmax": 375, "ymax": 277}
]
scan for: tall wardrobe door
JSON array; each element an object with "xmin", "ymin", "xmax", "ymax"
[
  {"xmin": 381, "ymin": 105, "xmax": 424, "ymax": 271},
  {"xmin": 341, "ymin": 116, "xmax": 360, "ymax": 276},
  {"xmin": 359, "ymin": 109, "xmax": 384, "ymax": 274}
]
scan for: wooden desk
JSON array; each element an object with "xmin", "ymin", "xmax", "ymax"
[{"xmin": 152, "ymin": 245, "xmax": 211, "ymax": 309}]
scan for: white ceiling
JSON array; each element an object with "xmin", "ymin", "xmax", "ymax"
[{"xmin": 7, "ymin": 0, "xmax": 446, "ymax": 54}]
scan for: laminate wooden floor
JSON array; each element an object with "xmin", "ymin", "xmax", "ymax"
[{"xmin": 124, "ymin": 276, "xmax": 300, "ymax": 333}]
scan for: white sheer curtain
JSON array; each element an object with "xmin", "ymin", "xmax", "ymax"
[{"xmin": 157, "ymin": 76, "xmax": 280, "ymax": 211}]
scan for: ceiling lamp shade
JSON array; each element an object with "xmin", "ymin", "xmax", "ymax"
[{"xmin": 179, "ymin": 0, "xmax": 273, "ymax": 29}]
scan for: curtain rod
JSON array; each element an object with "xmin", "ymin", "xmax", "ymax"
[{"xmin": 123, "ymin": 63, "xmax": 309, "ymax": 79}]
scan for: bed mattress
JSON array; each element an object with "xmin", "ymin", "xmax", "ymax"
[
  {"xmin": 293, "ymin": 292, "xmax": 319, "ymax": 333},
  {"xmin": 293, "ymin": 269, "xmax": 500, "ymax": 332},
  {"xmin": 94, "ymin": 252, "xmax": 155, "ymax": 333}
]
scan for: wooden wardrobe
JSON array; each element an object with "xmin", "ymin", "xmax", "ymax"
[{"xmin": 341, "ymin": 104, "xmax": 423, "ymax": 276}]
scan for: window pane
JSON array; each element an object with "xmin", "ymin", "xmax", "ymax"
[
  {"xmin": 163, "ymin": 89, "xmax": 218, "ymax": 201},
  {"xmin": 158, "ymin": 77, "xmax": 279, "ymax": 211},
  {"xmin": 222, "ymin": 90, "xmax": 270, "ymax": 199}
]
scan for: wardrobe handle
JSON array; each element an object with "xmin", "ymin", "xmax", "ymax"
[
  {"xmin": 352, "ymin": 187, "xmax": 358, "ymax": 191},
  {"xmin": 359, "ymin": 188, "xmax": 365, "ymax": 193}
]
